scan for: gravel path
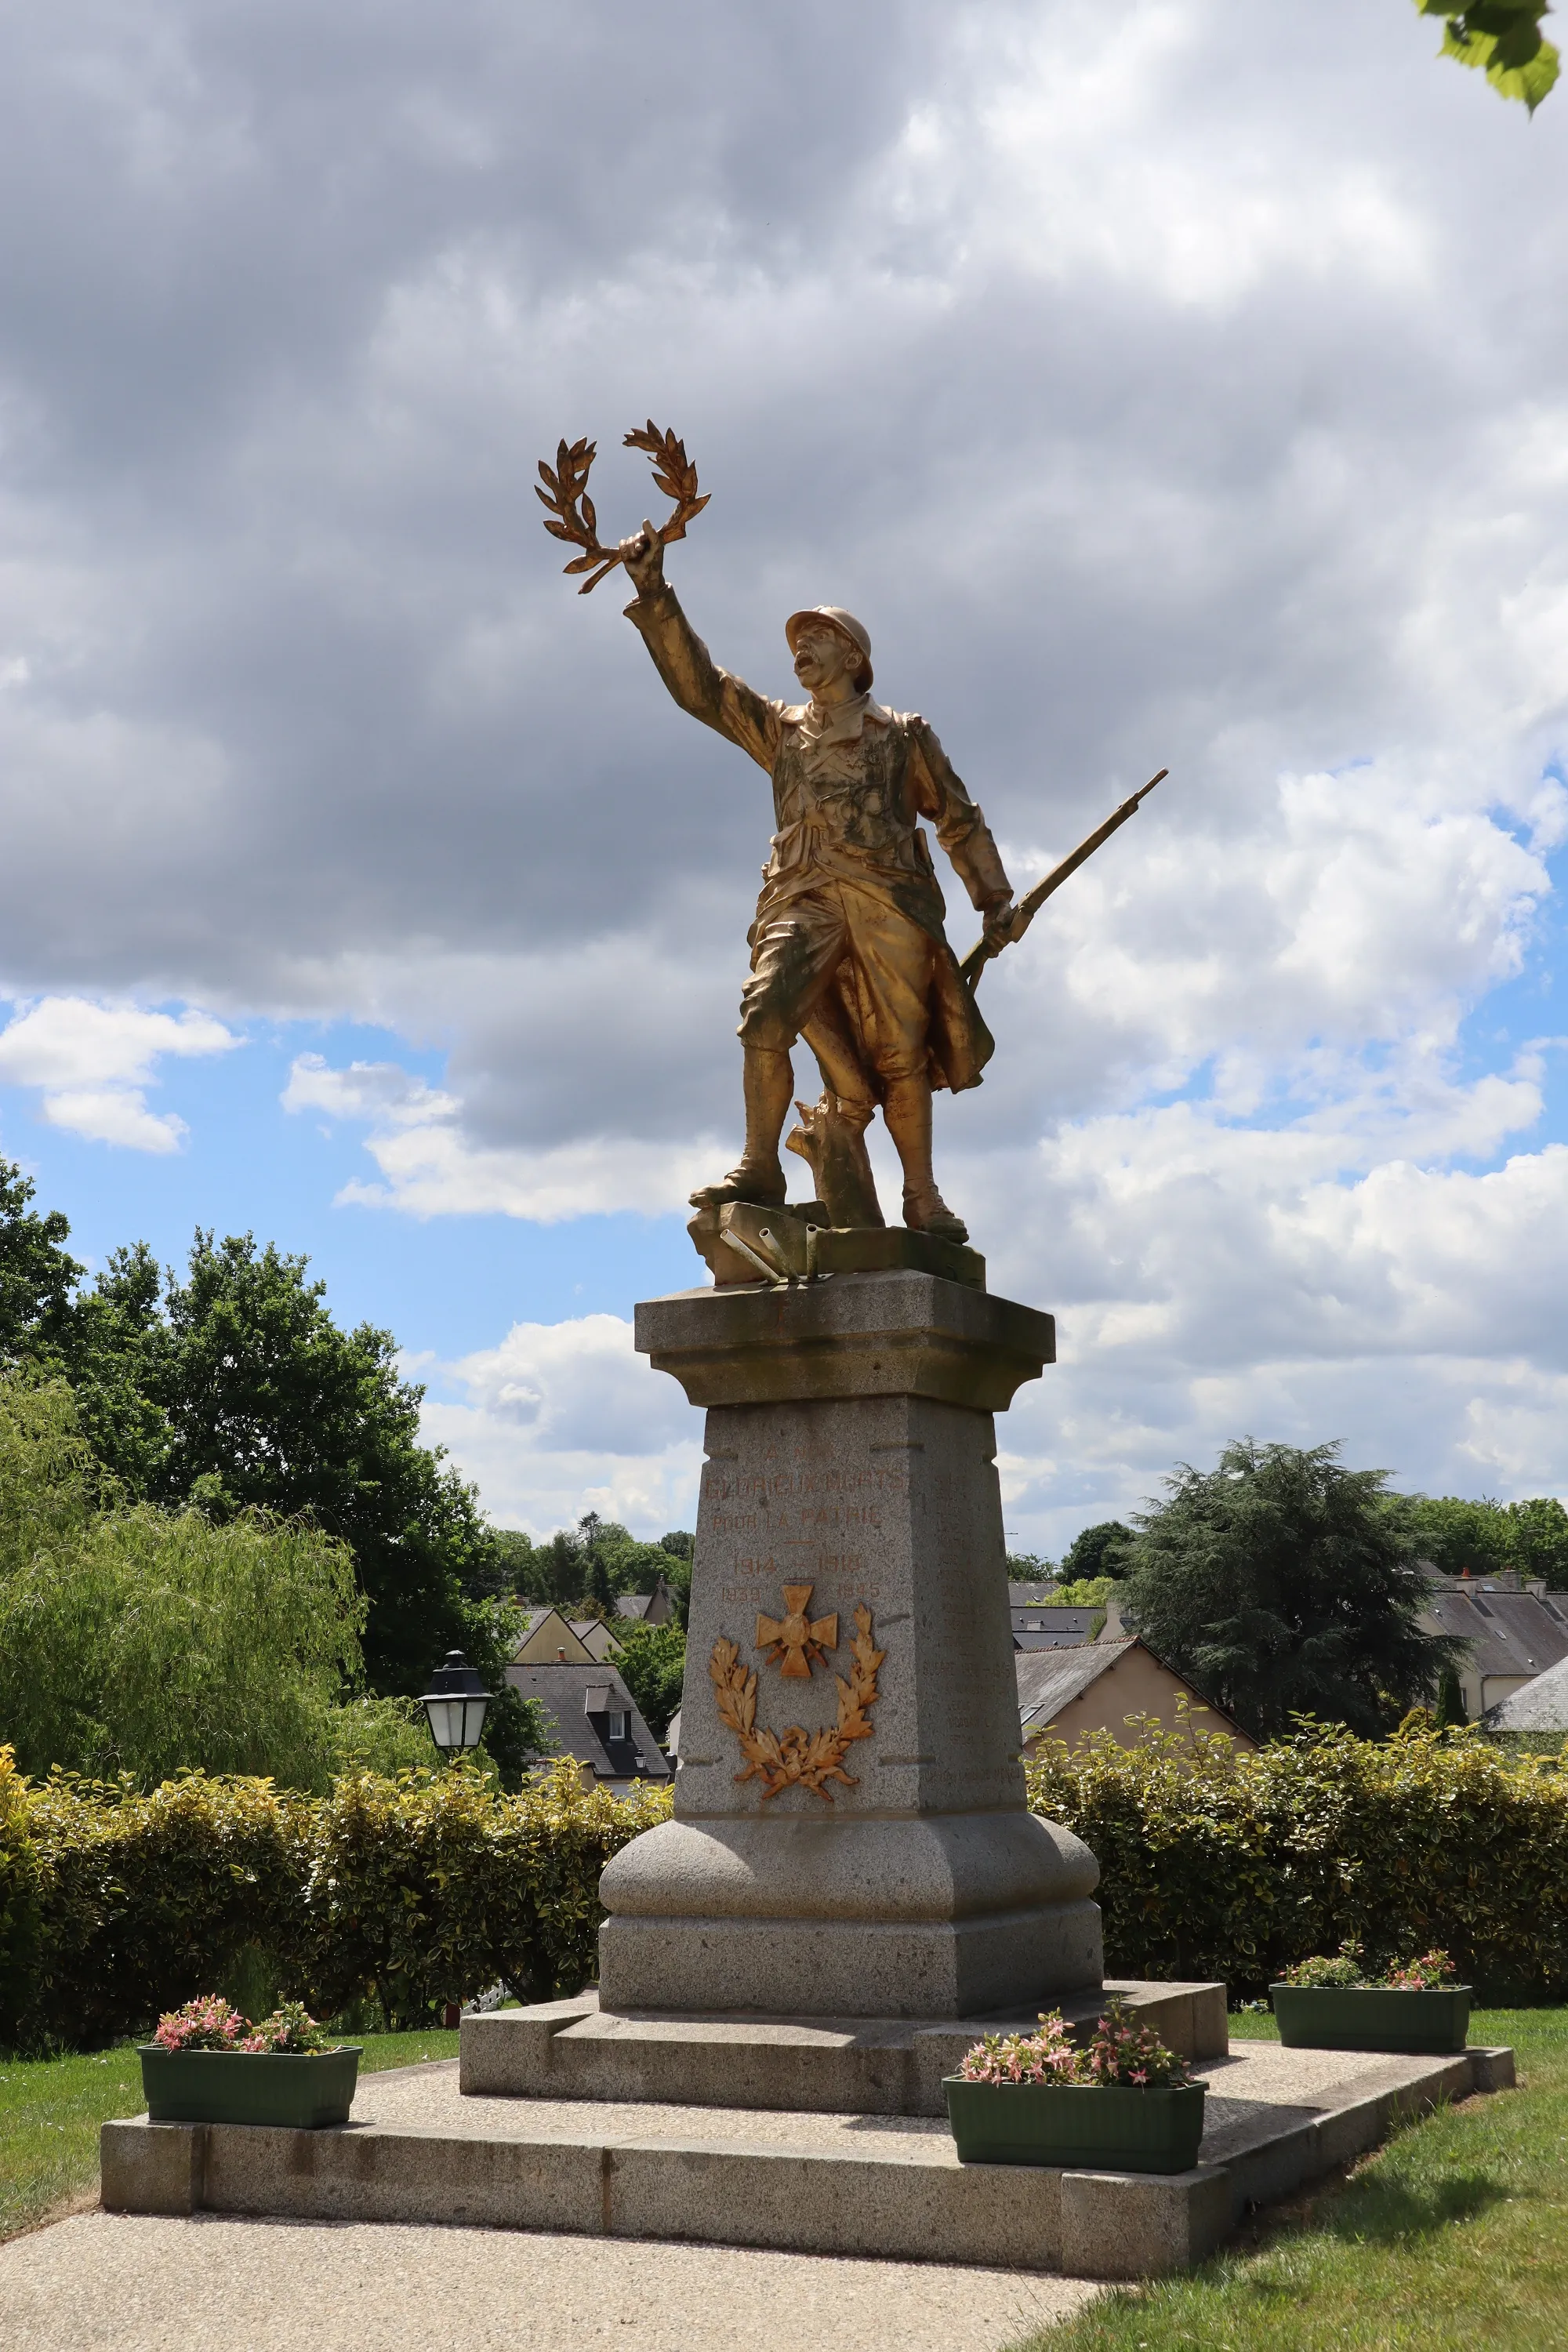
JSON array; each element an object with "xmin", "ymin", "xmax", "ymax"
[{"xmin": 0, "ymin": 2209, "xmax": 1102, "ymax": 2351}]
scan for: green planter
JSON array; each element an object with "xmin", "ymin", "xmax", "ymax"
[
  {"xmin": 138, "ymin": 2045, "xmax": 362, "ymax": 2129},
  {"xmin": 1269, "ymin": 1985, "xmax": 1472, "ymax": 2055},
  {"xmin": 943, "ymin": 2078, "xmax": 1207, "ymax": 2173}
]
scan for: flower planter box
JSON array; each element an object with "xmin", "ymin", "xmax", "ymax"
[
  {"xmin": 943, "ymin": 2078, "xmax": 1207, "ymax": 2173},
  {"xmin": 138, "ymin": 2045, "xmax": 362, "ymax": 2129},
  {"xmin": 1269, "ymin": 1985, "xmax": 1472, "ymax": 2055}
]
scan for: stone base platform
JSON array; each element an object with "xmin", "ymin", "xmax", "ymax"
[
  {"xmin": 459, "ymin": 1982, "xmax": 1229, "ymax": 2117},
  {"xmin": 101, "ymin": 2040, "xmax": 1514, "ymax": 2282}
]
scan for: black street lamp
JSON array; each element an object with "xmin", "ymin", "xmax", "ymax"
[{"xmin": 419, "ymin": 1650, "xmax": 491, "ymax": 1760}]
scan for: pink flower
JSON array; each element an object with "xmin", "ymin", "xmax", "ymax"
[{"xmin": 153, "ymin": 1996, "xmax": 248, "ymax": 2053}]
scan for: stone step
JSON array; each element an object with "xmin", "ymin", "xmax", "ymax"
[
  {"xmin": 100, "ymin": 2041, "xmax": 1514, "ymax": 2282},
  {"xmin": 459, "ymin": 1980, "xmax": 1229, "ymax": 2116}
]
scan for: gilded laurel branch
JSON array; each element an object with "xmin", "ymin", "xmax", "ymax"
[
  {"xmin": 535, "ymin": 421, "xmax": 710, "ymax": 596},
  {"xmin": 710, "ymin": 1602, "xmax": 885, "ymax": 1804}
]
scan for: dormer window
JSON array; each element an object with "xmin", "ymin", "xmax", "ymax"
[{"xmin": 608, "ymin": 1710, "xmax": 629, "ymax": 1742}]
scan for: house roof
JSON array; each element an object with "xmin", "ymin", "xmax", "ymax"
[
  {"xmin": 506, "ymin": 1661, "xmax": 672, "ymax": 1782},
  {"xmin": 1419, "ymin": 1581, "xmax": 1568, "ymax": 1685},
  {"xmin": 1008, "ymin": 1581, "xmax": 1062, "ymax": 1607},
  {"xmin": 1014, "ymin": 1637, "xmax": 1250, "ymax": 1743},
  {"xmin": 570, "ymin": 1617, "xmax": 623, "ymax": 1650},
  {"xmin": 1483, "ymin": 1654, "xmax": 1568, "ymax": 1731},
  {"xmin": 1017, "ymin": 1639, "xmax": 1139, "ymax": 1727},
  {"xmin": 1011, "ymin": 1605, "xmax": 1098, "ymax": 1651}
]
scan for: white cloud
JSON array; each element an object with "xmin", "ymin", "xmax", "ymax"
[
  {"xmin": 285, "ymin": 1046, "xmax": 723, "ymax": 1218},
  {"xmin": 39, "ymin": 1087, "xmax": 187, "ymax": 1153},
  {"xmin": 337, "ymin": 1122, "xmax": 723, "ymax": 1222},
  {"xmin": 281, "ymin": 1051, "xmax": 458, "ymax": 1126},
  {"xmin": 421, "ymin": 1314, "xmax": 702, "ymax": 1531},
  {"xmin": 2, "ymin": 0, "xmax": 1568, "ymax": 1536},
  {"xmin": 0, "ymin": 997, "xmax": 238, "ymax": 1152}
]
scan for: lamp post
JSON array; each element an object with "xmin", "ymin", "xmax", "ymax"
[{"xmin": 419, "ymin": 1650, "xmax": 491, "ymax": 1761}]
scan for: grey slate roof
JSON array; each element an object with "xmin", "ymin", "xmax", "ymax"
[
  {"xmin": 1483, "ymin": 1656, "xmax": 1568, "ymax": 1730},
  {"xmin": 1011, "ymin": 1605, "xmax": 1098, "ymax": 1651},
  {"xmin": 615, "ymin": 1577, "xmax": 677, "ymax": 1625},
  {"xmin": 1420, "ymin": 1580, "xmax": 1568, "ymax": 1684},
  {"xmin": 506, "ymin": 1660, "xmax": 671, "ymax": 1784},
  {"xmin": 1016, "ymin": 1639, "xmax": 1137, "ymax": 1728},
  {"xmin": 1008, "ymin": 1581, "xmax": 1063, "ymax": 1606}
]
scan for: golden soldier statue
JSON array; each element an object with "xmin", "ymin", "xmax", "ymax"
[
  {"xmin": 618, "ymin": 521, "xmax": 1017, "ymax": 1245},
  {"xmin": 536, "ymin": 426, "xmax": 1163, "ymax": 1254}
]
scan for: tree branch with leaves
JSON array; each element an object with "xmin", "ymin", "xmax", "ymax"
[{"xmin": 1417, "ymin": 0, "xmax": 1559, "ymax": 110}]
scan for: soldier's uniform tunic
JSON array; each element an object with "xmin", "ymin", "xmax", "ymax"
[{"xmin": 626, "ymin": 583, "xmax": 1010, "ymax": 1107}]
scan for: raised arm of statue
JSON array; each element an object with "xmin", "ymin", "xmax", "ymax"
[{"xmin": 619, "ymin": 518, "xmax": 782, "ymax": 775}]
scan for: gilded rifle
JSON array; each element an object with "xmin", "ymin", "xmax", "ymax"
[{"xmin": 959, "ymin": 768, "xmax": 1167, "ymax": 993}]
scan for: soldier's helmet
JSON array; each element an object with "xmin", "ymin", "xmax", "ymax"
[{"xmin": 785, "ymin": 606, "xmax": 873, "ymax": 693}]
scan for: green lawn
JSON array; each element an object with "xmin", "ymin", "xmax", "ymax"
[
  {"xmin": 1014, "ymin": 2005, "xmax": 1568, "ymax": 2352},
  {"xmin": 0, "ymin": 2028, "xmax": 459, "ymax": 2245}
]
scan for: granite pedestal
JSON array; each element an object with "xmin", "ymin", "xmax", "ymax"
[
  {"xmin": 597, "ymin": 1269, "xmax": 1101, "ymax": 2022},
  {"xmin": 101, "ymin": 2041, "xmax": 1517, "ymax": 2279}
]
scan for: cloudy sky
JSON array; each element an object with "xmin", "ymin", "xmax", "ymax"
[{"xmin": 1, "ymin": 0, "xmax": 1566, "ymax": 1550}]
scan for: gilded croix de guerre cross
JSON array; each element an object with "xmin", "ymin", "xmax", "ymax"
[{"xmin": 756, "ymin": 1581, "xmax": 837, "ymax": 1678}]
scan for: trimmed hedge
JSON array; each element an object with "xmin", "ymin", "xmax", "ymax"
[
  {"xmin": 3, "ymin": 1751, "xmax": 670, "ymax": 2051},
  {"xmin": 0, "ymin": 1746, "xmax": 42, "ymax": 2049},
  {"xmin": 1025, "ymin": 1715, "xmax": 1568, "ymax": 1998},
  {"xmin": 9, "ymin": 1718, "xmax": 1566, "ymax": 2047}
]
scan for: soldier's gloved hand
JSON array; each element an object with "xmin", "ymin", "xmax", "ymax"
[
  {"xmin": 619, "ymin": 517, "xmax": 666, "ymax": 597},
  {"xmin": 982, "ymin": 895, "xmax": 1018, "ymax": 949}
]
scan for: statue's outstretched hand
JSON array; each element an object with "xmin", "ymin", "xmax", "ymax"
[
  {"xmin": 619, "ymin": 517, "xmax": 666, "ymax": 597},
  {"xmin": 982, "ymin": 895, "xmax": 1018, "ymax": 950}
]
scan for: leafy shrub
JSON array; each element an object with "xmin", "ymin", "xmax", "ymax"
[
  {"xmin": 299, "ymin": 1759, "xmax": 670, "ymax": 2026},
  {"xmin": 20, "ymin": 1767, "xmax": 312, "ymax": 2050},
  {"xmin": 241, "ymin": 2002, "xmax": 335, "ymax": 2053},
  {"xmin": 1080, "ymin": 1999, "xmax": 1193, "ymax": 2088},
  {"xmin": 6, "ymin": 1755, "xmax": 672, "ymax": 2051},
  {"xmin": 1279, "ymin": 1941, "xmax": 1367, "ymax": 1988},
  {"xmin": 1387, "ymin": 1948, "xmax": 1457, "ymax": 1990},
  {"xmin": 152, "ymin": 1996, "xmax": 249, "ymax": 2051},
  {"xmin": 956, "ymin": 2002, "xmax": 1192, "ymax": 2088},
  {"xmin": 1027, "ymin": 1712, "xmax": 1568, "ymax": 1998},
  {"xmin": 1279, "ymin": 1943, "xmax": 1457, "ymax": 1989},
  {"xmin": 958, "ymin": 2013, "xmax": 1080, "ymax": 2085},
  {"xmin": 0, "ymin": 1747, "xmax": 42, "ymax": 2049},
  {"xmin": 323, "ymin": 1695, "xmax": 437, "ymax": 1780}
]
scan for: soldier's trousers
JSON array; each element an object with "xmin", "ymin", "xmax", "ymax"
[{"xmin": 739, "ymin": 880, "xmax": 934, "ymax": 1088}]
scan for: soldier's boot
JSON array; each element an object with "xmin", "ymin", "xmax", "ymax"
[
  {"xmin": 884, "ymin": 1076, "xmax": 970, "ymax": 1245},
  {"xmin": 690, "ymin": 1045, "xmax": 791, "ymax": 1209}
]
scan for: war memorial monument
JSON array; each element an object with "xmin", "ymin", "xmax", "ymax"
[{"xmin": 102, "ymin": 429, "xmax": 1515, "ymax": 2281}]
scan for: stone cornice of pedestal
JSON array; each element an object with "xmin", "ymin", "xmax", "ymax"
[{"xmin": 635, "ymin": 1269, "xmax": 1055, "ymax": 1411}]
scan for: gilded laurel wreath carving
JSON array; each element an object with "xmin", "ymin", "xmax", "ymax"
[
  {"xmin": 710, "ymin": 1585, "xmax": 884, "ymax": 1803},
  {"xmin": 535, "ymin": 422, "xmax": 710, "ymax": 595}
]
